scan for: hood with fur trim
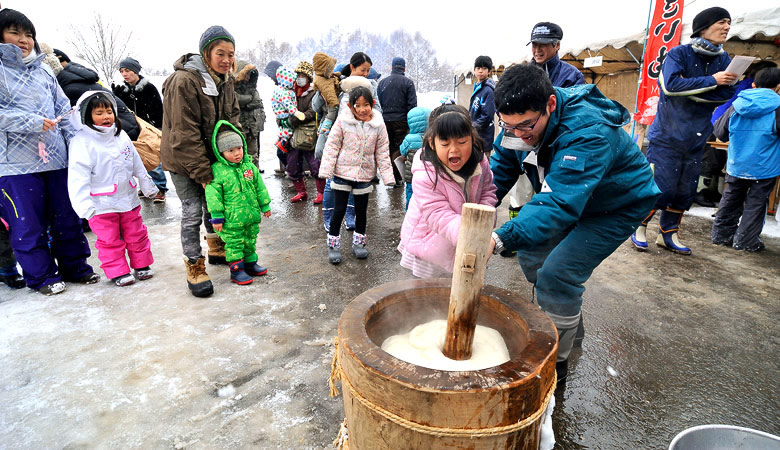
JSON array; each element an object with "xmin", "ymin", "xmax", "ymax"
[
  {"xmin": 234, "ymin": 61, "xmax": 257, "ymax": 84},
  {"xmin": 313, "ymin": 52, "xmax": 336, "ymax": 78},
  {"xmin": 74, "ymin": 90, "xmax": 118, "ymax": 132}
]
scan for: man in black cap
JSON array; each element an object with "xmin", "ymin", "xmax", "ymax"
[
  {"xmin": 630, "ymin": 6, "xmax": 736, "ymax": 255},
  {"xmin": 377, "ymin": 56, "xmax": 417, "ymax": 185},
  {"xmin": 528, "ymin": 22, "xmax": 584, "ymax": 88}
]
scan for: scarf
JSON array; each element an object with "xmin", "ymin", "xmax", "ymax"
[
  {"xmin": 691, "ymin": 37, "xmax": 723, "ymax": 57},
  {"xmin": 294, "ymin": 83, "xmax": 310, "ymax": 98},
  {"xmin": 22, "ymin": 48, "xmax": 38, "ymax": 65}
]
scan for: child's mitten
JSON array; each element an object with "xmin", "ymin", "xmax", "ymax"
[{"xmin": 293, "ymin": 111, "xmax": 305, "ymax": 121}]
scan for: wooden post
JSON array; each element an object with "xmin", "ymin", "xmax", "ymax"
[{"xmin": 442, "ymin": 203, "xmax": 497, "ymax": 360}]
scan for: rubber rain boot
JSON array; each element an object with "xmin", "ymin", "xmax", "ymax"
[
  {"xmin": 656, "ymin": 209, "xmax": 692, "ymax": 255},
  {"xmin": 185, "ymin": 256, "xmax": 214, "ymax": 297},
  {"xmin": 352, "ymin": 232, "xmax": 368, "ymax": 259},
  {"xmin": 204, "ymin": 233, "xmax": 228, "ymax": 265},
  {"xmin": 313, "ymin": 178, "xmax": 325, "ymax": 205},
  {"xmin": 229, "ymin": 260, "xmax": 253, "ymax": 285},
  {"xmin": 327, "ymin": 235, "xmax": 341, "ymax": 265},
  {"xmin": 630, "ymin": 209, "xmax": 656, "ymax": 251},
  {"xmin": 244, "ymin": 261, "xmax": 268, "ymax": 276},
  {"xmin": 290, "ymin": 179, "xmax": 308, "ymax": 203}
]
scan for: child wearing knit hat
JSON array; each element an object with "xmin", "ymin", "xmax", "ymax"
[{"xmin": 204, "ymin": 121, "xmax": 272, "ymax": 285}]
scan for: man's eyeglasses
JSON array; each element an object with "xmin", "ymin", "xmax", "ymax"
[{"xmin": 498, "ymin": 111, "xmax": 543, "ymax": 134}]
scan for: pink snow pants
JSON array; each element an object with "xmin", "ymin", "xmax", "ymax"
[{"xmin": 88, "ymin": 206, "xmax": 153, "ymax": 279}]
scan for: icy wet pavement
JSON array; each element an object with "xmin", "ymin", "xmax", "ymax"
[{"xmin": 1, "ymin": 151, "xmax": 778, "ymax": 448}]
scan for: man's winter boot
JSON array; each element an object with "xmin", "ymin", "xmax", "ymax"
[
  {"xmin": 185, "ymin": 256, "xmax": 214, "ymax": 297},
  {"xmin": 547, "ymin": 312, "xmax": 579, "ymax": 387},
  {"xmin": 327, "ymin": 235, "xmax": 341, "ymax": 265},
  {"xmin": 656, "ymin": 209, "xmax": 691, "ymax": 255},
  {"xmin": 244, "ymin": 261, "xmax": 268, "ymax": 276},
  {"xmin": 229, "ymin": 260, "xmax": 253, "ymax": 285},
  {"xmin": 313, "ymin": 179, "xmax": 325, "ymax": 205},
  {"xmin": 352, "ymin": 232, "xmax": 368, "ymax": 259},
  {"xmin": 290, "ymin": 179, "xmax": 308, "ymax": 203},
  {"xmin": 204, "ymin": 233, "xmax": 228, "ymax": 265},
  {"xmin": 630, "ymin": 209, "xmax": 656, "ymax": 251}
]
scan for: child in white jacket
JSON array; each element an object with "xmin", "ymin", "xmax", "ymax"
[{"xmin": 67, "ymin": 91, "xmax": 158, "ymax": 286}]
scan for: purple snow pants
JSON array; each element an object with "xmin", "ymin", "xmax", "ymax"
[{"xmin": 0, "ymin": 169, "xmax": 93, "ymax": 289}]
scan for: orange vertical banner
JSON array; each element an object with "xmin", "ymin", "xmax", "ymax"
[{"xmin": 634, "ymin": 0, "xmax": 684, "ymax": 125}]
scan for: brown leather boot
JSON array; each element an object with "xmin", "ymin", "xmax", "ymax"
[
  {"xmin": 204, "ymin": 233, "xmax": 227, "ymax": 265},
  {"xmin": 184, "ymin": 256, "xmax": 213, "ymax": 297}
]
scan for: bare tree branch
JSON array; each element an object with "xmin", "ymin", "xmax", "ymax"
[{"xmin": 67, "ymin": 13, "xmax": 132, "ymax": 83}]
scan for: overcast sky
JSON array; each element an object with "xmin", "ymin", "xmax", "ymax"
[{"xmin": 13, "ymin": 0, "xmax": 777, "ymax": 78}]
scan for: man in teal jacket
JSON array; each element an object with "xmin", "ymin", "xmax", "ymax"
[{"xmin": 489, "ymin": 64, "xmax": 660, "ymax": 383}]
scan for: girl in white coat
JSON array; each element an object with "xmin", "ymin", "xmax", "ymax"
[{"xmin": 68, "ymin": 91, "xmax": 158, "ymax": 286}]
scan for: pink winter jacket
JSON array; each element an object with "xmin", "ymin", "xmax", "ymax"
[
  {"xmin": 400, "ymin": 151, "xmax": 497, "ymax": 272},
  {"xmin": 319, "ymin": 107, "xmax": 395, "ymax": 184}
]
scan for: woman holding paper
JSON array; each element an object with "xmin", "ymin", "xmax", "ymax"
[{"xmin": 630, "ymin": 6, "xmax": 736, "ymax": 255}]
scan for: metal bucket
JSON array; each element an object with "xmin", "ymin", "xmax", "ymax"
[{"xmin": 669, "ymin": 425, "xmax": 780, "ymax": 450}]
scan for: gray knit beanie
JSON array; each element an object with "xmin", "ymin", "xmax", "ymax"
[
  {"xmin": 216, "ymin": 130, "xmax": 244, "ymax": 153},
  {"xmin": 119, "ymin": 57, "xmax": 141, "ymax": 74},
  {"xmin": 199, "ymin": 25, "xmax": 235, "ymax": 53}
]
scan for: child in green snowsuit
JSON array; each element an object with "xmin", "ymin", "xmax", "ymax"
[{"xmin": 205, "ymin": 121, "xmax": 272, "ymax": 285}]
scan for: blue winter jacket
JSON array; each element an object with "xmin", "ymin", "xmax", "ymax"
[
  {"xmin": 376, "ymin": 68, "xmax": 417, "ymax": 122},
  {"xmin": 400, "ymin": 106, "xmax": 431, "ymax": 183},
  {"xmin": 531, "ymin": 54, "xmax": 585, "ymax": 88},
  {"xmin": 647, "ymin": 44, "xmax": 734, "ymax": 151},
  {"xmin": 469, "ymin": 78, "xmax": 496, "ymax": 149},
  {"xmin": 711, "ymin": 77, "xmax": 752, "ymax": 124},
  {"xmin": 713, "ymin": 88, "xmax": 780, "ymax": 180},
  {"xmin": 490, "ymin": 84, "xmax": 660, "ymax": 250},
  {"xmin": 0, "ymin": 44, "xmax": 76, "ymax": 176}
]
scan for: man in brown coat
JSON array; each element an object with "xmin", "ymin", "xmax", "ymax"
[{"xmin": 161, "ymin": 25, "xmax": 242, "ymax": 297}]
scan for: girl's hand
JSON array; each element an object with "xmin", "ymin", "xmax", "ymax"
[
  {"xmin": 213, "ymin": 223, "xmax": 223, "ymax": 232},
  {"xmin": 263, "ymin": 210, "xmax": 271, "ymax": 218},
  {"xmin": 201, "ymin": 183, "xmax": 207, "ymax": 189},
  {"xmin": 42, "ymin": 118, "xmax": 57, "ymax": 132}
]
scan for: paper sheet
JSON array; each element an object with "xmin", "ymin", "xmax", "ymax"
[
  {"xmin": 724, "ymin": 56, "xmax": 756, "ymax": 85},
  {"xmin": 393, "ymin": 156, "xmax": 406, "ymax": 181}
]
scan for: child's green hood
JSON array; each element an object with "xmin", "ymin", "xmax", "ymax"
[{"xmin": 211, "ymin": 120, "xmax": 248, "ymax": 166}]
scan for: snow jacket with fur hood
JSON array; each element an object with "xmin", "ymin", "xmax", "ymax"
[
  {"xmin": 160, "ymin": 53, "xmax": 241, "ymax": 185},
  {"xmin": 205, "ymin": 121, "xmax": 271, "ymax": 228},
  {"xmin": 0, "ymin": 43, "xmax": 77, "ymax": 176},
  {"xmin": 319, "ymin": 106, "xmax": 394, "ymax": 184},
  {"xmin": 67, "ymin": 91, "xmax": 158, "ymax": 220},
  {"xmin": 312, "ymin": 52, "xmax": 340, "ymax": 110},
  {"xmin": 400, "ymin": 150, "xmax": 497, "ymax": 272},
  {"xmin": 112, "ymin": 75, "xmax": 164, "ymax": 128},
  {"xmin": 233, "ymin": 61, "xmax": 265, "ymax": 134}
]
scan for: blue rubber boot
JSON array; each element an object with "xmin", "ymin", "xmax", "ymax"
[
  {"xmin": 244, "ymin": 262, "xmax": 268, "ymax": 276},
  {"xmin": 630, "ymin": 209, "xmax": 656, "ymax": 251},
  {"xmin": 656, "ymin": 209, "xmax": 691, "ymax": 255},
  {"xmin": 229, "ymin": 260, "xmax": 253, "ymax": 285}
]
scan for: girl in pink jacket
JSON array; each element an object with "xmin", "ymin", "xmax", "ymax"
[
  {"xmin": 319, "ymin": 86, "xmax": 394, "ymax": 264},
  {"xmin": 399, "ymin": 107, "xmax": 497, "ymax": 277}
]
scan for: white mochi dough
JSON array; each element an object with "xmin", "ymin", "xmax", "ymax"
[{"xmin": 381, "ymin": 319, "xmax": 510, "ymax": 371}]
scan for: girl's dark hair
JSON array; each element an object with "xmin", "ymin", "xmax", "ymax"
[
  {"xmin": 84, "ymin": 94, "xmax": 122, "ymax": 136},
  {"xmin": 348, "ymin": 86, "xmax": 373, "ymax": 107},
  {"xmin": 754, "ymin": 67, "xmax": 780, "ymax": 89},
  {"xmin": 421, "ymin": 110, "xmax": 484, "ymax": 189},
  {"xmin": 340, "ymin": 52, "xmax": 372, "ymax": 77},
  {"xmin": 0, "ymin": 9, "xmax": 40, "ymax": 53}
]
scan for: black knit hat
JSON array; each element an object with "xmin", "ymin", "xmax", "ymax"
[
  {"xmin": 199, "ymin": 25, "xmax": 235, "ymax": 53},
  {"xmin": 474, "ymin": 55, "xmax": 493, "ymax": 70},
  {"xmin": 691, "ymin": 7, "xmax": 730, "ymax": 38},
  {"xmin": 119, "ymin": 57, "xmax": 141, "ymax": 74},
  {"xmin": 53, "ymin": 48, "xmax": 70, "ymax": 63}
]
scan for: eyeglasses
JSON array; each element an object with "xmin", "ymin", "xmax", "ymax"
[{"xmin": 498, "ymin": 111, "xmax": 543, "ymax": 134}]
